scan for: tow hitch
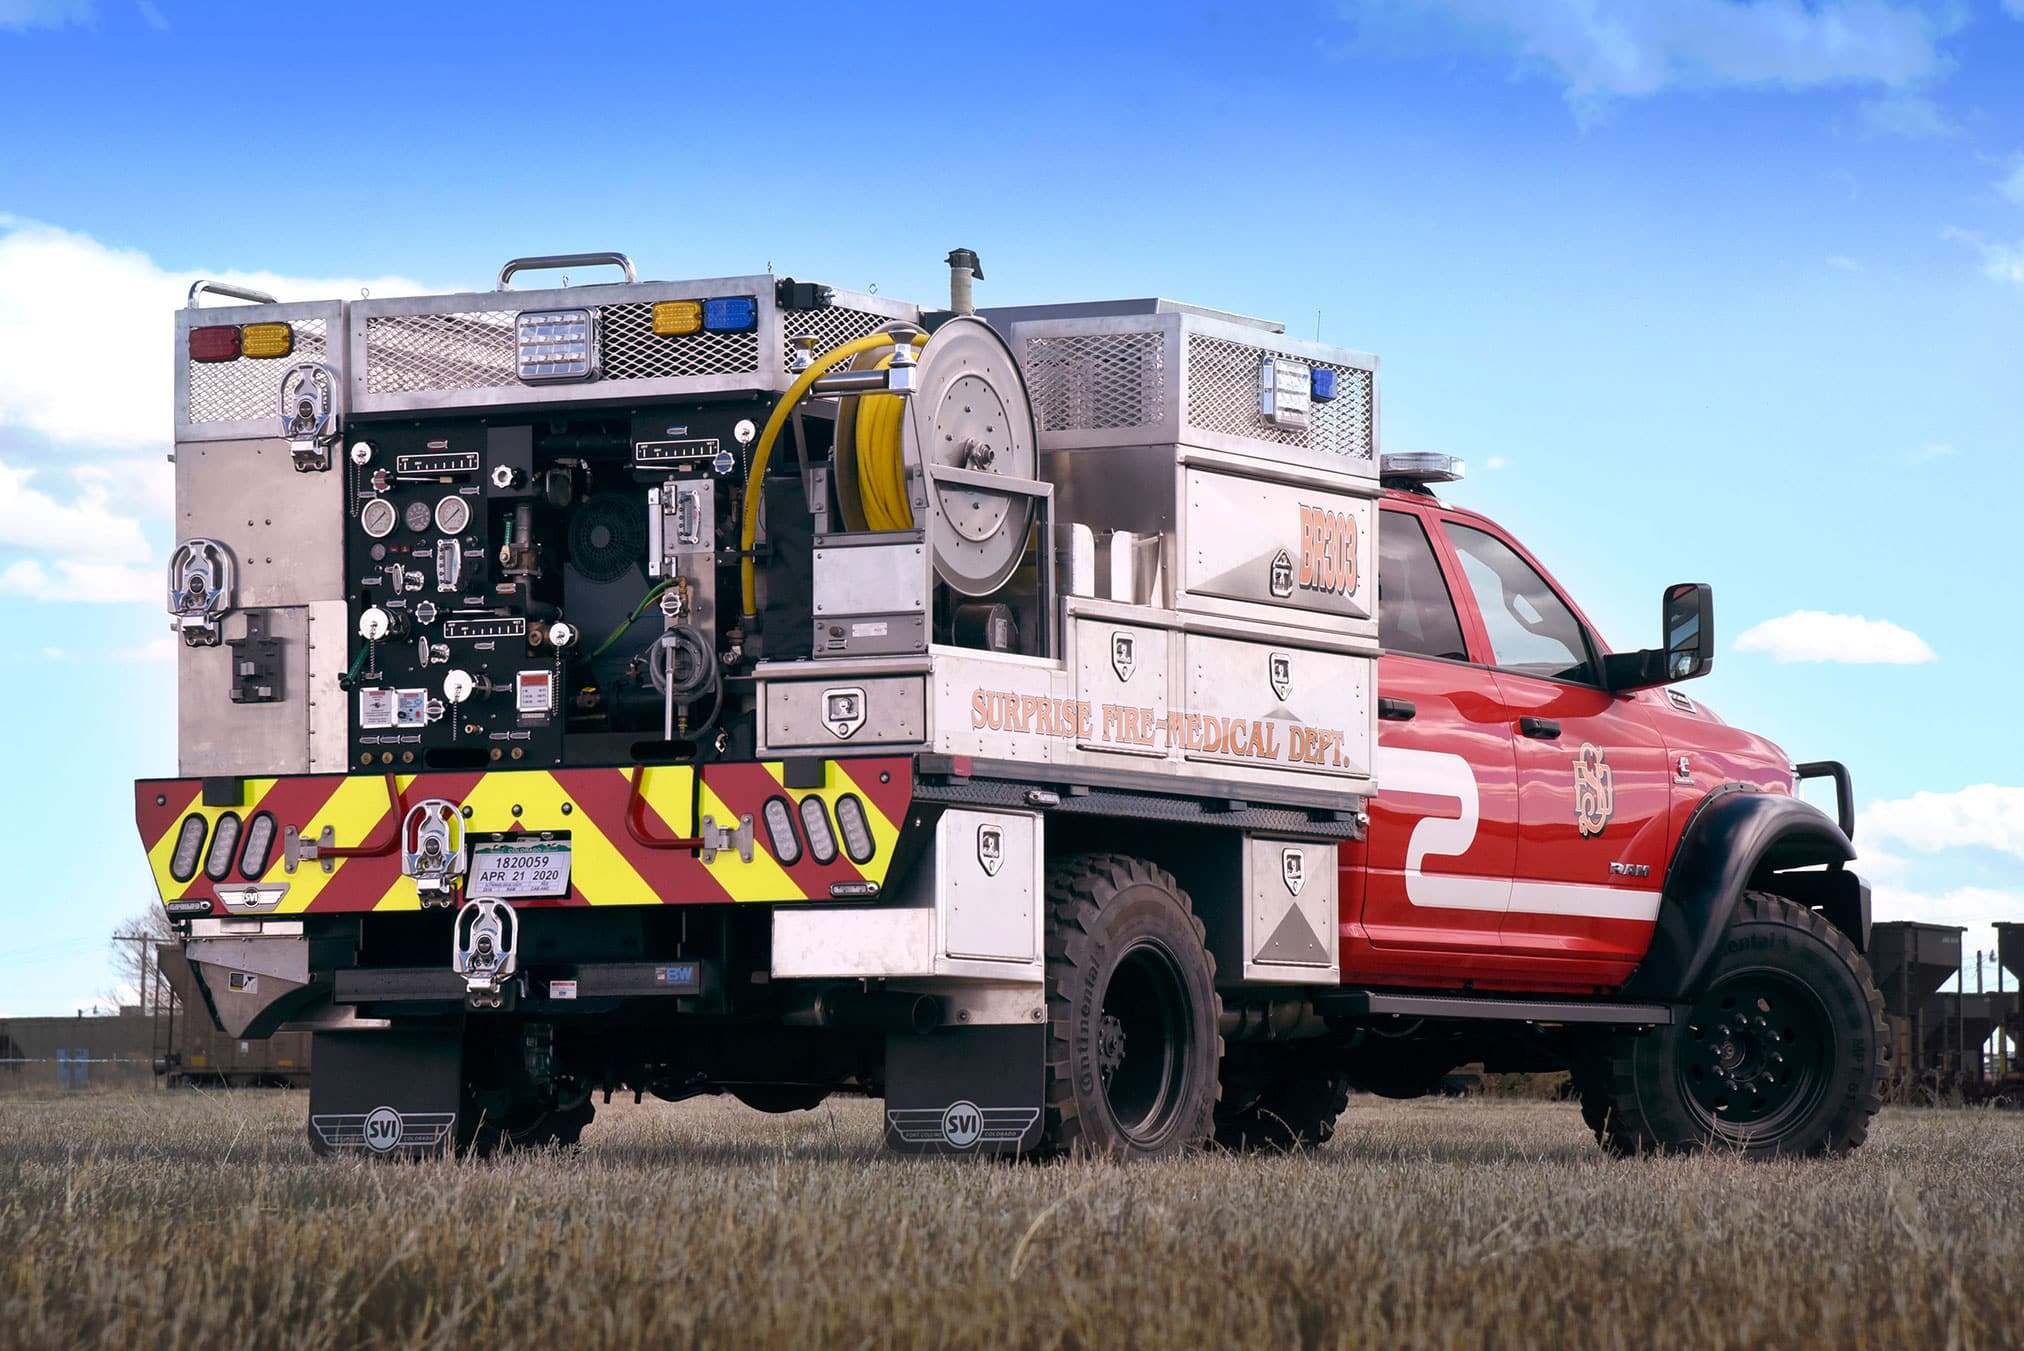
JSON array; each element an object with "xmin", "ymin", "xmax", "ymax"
[{"xmin": 453, "ymin": 897, "xmax": 519, "ymax": 1009}]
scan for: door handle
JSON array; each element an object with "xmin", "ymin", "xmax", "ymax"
[
  {"xmin": 1378, "ymin": 698, "xmax": 1417, "ymax": 721},
  {"xmin": 1518, "ymin": 716, "xmax": 1562, "ymax": 739}
]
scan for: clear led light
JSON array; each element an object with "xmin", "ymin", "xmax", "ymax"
[
  {"xmin": 798, "ymin": 796, "xmax": 838, "ymax": 864},
  {"xmin": 833, "ymin": 794, "xmax": 875, "ymax": 864},
  {"xmin": 169, "ymin": 814, "xmax": 209, "ymax": 883},
  {"xmin": 761, "ymin": 797, "xmax": 802, "ymax": 865},
  {"xmin": 205, "ymin": 812, "xmax": 243, "ymax": 881},
  {"xmin": 515, "ymin": 308, "xmax": 599, "ymax": 383},
  {"xmin": 239, "ymin": 811, "xmax": 277, "ymax": 878}
]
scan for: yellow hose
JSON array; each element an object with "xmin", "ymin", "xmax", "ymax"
[{"xmin": 740, "ymin": 330, "xmax": 928, "ymax": 617}]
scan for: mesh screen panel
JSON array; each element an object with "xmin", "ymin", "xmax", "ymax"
[
  {"xmin": 1184, "ymin": 335, "xmax": 1373, "ymax": 460},
  {"xmin": 1021, "ymin": 331, "xmax": 1166, "ymax": 433},
  {"xmin": 185, "ymin": 318, "xmax": 327, "ymax": 424}
]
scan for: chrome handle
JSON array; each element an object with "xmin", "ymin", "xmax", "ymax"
[
  {"xmin": 496, "ymin": 252, "xmax": 637, "ymax": 290},
  {"xmin": 187, "ymin": 279, "xmax": 280, "ymax": 308}
]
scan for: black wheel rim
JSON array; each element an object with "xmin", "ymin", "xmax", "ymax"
[
  {"xmin": 1679, "ymin": 968, "xmax": 1832, "ymax": 1144},
  {"xmin": 1098, "ymin": 938, "xmax": 1191, "ymax": 1146}
]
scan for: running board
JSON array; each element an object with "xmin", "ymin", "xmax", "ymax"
[{"xmin": 1321, "ymin": 991, "xmax": 1675, "ymax": 1026}]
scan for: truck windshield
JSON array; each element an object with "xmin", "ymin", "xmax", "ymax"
[{"xmin": 1444, "ymin": 523, "xmax": 1595, "ymax": 684}]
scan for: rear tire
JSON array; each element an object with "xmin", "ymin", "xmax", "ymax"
[
  {"xmin": 1039, "ymin": 854, "xmax": 1221, "ymax": 1160},
  {"xmin": 1579, "ymin": 891, "xmax": 1885, "ymax": 1158},
  {"xmin": 1215, "ymin": 1057, "xmax": 1350, "ymax": 1152}
]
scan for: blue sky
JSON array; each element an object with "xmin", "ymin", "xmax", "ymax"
[{"xmin": 1, "ymin": 0, "xmax": 2020, "ymax": 1012}]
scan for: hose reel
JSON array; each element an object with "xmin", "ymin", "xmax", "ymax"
[
  {"xmin": 740, "ymin": 317, "xmax": 1045, "ymax": 614},
  {"xmin": 835, "ymin": 316, "xmax": 1041, "ymax": 597}
]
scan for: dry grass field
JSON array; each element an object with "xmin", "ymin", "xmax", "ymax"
[{"xmin": 2, "ymin": 1091, "xmax": 2019, "ymax": 1350}]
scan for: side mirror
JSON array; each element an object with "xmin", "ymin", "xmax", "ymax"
[{"xmin": 1604, "ymin": 582, "xmax": 1714, "ymax": 692}]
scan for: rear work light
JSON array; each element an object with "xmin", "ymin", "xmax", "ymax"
[
  {"xmin": 833, "ymin": 794, "xmax": 875, "ymax": 864},
  {"xmin": 702, "ymin": 296, "xmax": 757, "ymax": 333},
  {"xmin": 761, "ymin": 797, "xmax": 802, "ymax": 865},
  {"xmin": 169, "ymin": 813, "xmax": 209, "ymax": 883},
  {"xmin": 798, "ymin": 796, "xmax": 838, "ymax": 864},
  {"xmin": 188, "ymin": 325, "xmax": 242, "ymax": 362},
  {"xmin": 205, "ymin": 812, "xmax": 243, "ymax": 881},
  {"xmin": 516, "ymin": 308, "xmax": 599, "ymax": 383},
  {"xmin": 239, "ymin": 322, "xmax": 294, "ymax": 359},
  {"xmin": 239, "ymin": 811, "xmax": 277, "ymax": 878},
  {"xmin": 652, "ymin": 300, "xmax": 703, "ymax": 336}
]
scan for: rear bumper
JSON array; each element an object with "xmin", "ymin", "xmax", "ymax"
[{"xmin": 135, "ymin": 758, "xmax": 915, "ymax": 916}]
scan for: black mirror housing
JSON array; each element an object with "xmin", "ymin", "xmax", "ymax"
[{"xmin": 1606, "ymin": 582, "xmax": 1714, "ymax": 692}]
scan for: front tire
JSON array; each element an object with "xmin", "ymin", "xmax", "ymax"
[
  {"xmin": 1579, "ymin": 891, "xmax": 1885, "ymax": 1158},
  {"xmin": 1040, "ymin": 854, "xmax": 1222, "ymax": 1159}
]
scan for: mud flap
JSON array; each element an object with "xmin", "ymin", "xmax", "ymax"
[
  {"xmin": 883, "ymin": 1025, "xmax": 1044, "ymax": 1156},
  {"xmin": 307, "ymin": 1025, "xmax": 462, "ymax": 1158}
]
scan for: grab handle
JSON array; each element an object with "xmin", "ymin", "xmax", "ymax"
[{"xmin": 497, "ymin": 252, "xmax": 637, "ymax": 290}]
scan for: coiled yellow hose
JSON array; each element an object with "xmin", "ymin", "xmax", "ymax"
[{"xmin": 739, "ymin": 330, "xmax": 929, "ymax": 618}]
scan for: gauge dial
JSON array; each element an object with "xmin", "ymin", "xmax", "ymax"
[
  {"xmin": 360, "ymin": 498, "xmax": 398, "ymax": 539},
  {"xmin": 435, "ymin": 493, "xmax": 472, "ymax": 534},
  {"xmin": 403, "ymin": 499, "xmax": 433, "ymax": 533}
]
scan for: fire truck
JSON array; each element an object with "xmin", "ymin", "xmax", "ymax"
[{"xmin": 136, "ymin": 250, "xmax": 1883, "ymax": 1159}]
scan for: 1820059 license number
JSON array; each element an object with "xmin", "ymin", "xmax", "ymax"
[{"xmin": 468, "ymin": 842, "xmax": 572, "ymax": 898}]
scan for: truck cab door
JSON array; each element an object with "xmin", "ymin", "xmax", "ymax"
[
  {"xmin": 1440, "ymin": 522, "xmax": 1666, "ymax": 978},
  {"xmin": 1344, "ymin": 508, "xmax": 1519, "ymax": 967}
]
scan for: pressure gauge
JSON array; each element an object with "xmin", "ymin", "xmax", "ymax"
[
  {"xmin": 434, "ymin": 494, "xmax": 472, "ymax": 535},
  {"xmin": 358, "ymin": 606, "xmax": 391, "ymax": 642},
  {"xmin": 360, "ymin": 497, "xmax": 398, "ymax": 539},
  {"xmin": 403, "ymin": 499, "xmax": 433, "ymax": 533},
  {"xmin": 443, "ymin": 669, "xmax": 475, "ymax": 704}
]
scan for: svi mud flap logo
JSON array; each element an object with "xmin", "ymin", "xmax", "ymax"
[
  {"xmin": 887, "ymin": 1101, "xmax": 1042, "ymax": 1150},
  {"xmin": 310, "ymin": 1106, "xmax": 457, "ymax": 1155}
]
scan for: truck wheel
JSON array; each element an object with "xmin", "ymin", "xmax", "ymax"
[
  {"xmin": 1215, "ymin": 1064, "xmax": 1351, "ymax": 1151},
  {"xmin": 1040, "ymin": 854, "xmax": 1221, "ymax": 1159},
  {"xmin": 1582, "ymin": 891, "xmax": 1885, "ymax": 1158}
]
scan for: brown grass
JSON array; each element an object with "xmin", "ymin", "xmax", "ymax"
[{"xmin": 1, "ymin": 1091, "xmax": 2019, "ymax": 1349}]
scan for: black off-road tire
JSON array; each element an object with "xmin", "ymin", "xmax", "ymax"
[
  {"xmin": 1215, "ymin": 1065, "xmax": 1352, "ymax": 1152},
  {"xmin": 1579, "ymin": 891, "xmax": 1885, "ymax": 1159},
  {"xmin": 461, "ymin": 1093, "xmax": 595, "ymax": 1157},
  {"xmin": 1039, "ymin": 854, "xmax": 1222, "ymax": 1160}
]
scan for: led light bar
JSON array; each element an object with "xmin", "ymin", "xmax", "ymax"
[
  {"xmin": 1379, "ymin": 452, "xmax": 1466, "ymax": 485},
  {"xmin": 515, "ymin": 308, "xmax": 599, "ymax": 383},
  {"xmin": 188, "ymin": 326, "xmax": 242, "ymax": 363},
  {"xmin": 240, "ymin": 322, "xmax": 294, "ymax": 359},
  {"xmin": 652, "ymin": 300, "xmax": 703, "ymax": 336},
  {"xmin": 702, "ymin": 296, "xmax": 757, "ymax": 333}
]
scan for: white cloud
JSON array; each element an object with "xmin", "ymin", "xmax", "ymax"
[
  {"xmin": 1944, "ymin": 226, "xmax": 2024, "ymax": 286},
  {"xmin": 1998, "ymin": 156, "xmax": 2024, "ymax": 208},
  {"xmin": 1859, "ymin": 784, "xmax": 2024, "ymax": 860},
  {"xmin": 0, "ymin": 557, "xmax": 155, "ymax": 604},
  {"xmin": 0, "ymin": 0, "xmax": 91, "ymax": 29},
  {"xmin": 2006, "ymin": 0, "xmax": 2024, "ymax": 19},
  {"xmin": 1733, "ymin": 610, "xmax": 1936, "ymax": 664},
  {"xmin": 1826, "ymin": 254, "xmax": 1861, "ymax": 270},
  {"xmin": 0, "ymin": 219, "xmax": 422, "ymax": 451},
  {"xmin": 1348, "ymin": 0, "xmax": 1963, "ymax": 110},
  {"xmin": 1857, "ymin": 91, "xmax": 1958, "ymax": 138},
  {"xmin": 135, "ymin": 0, "xmax": 165, "ymax": 30},
  {"xmin": 0, "ymin": 459, "xmax": 156, "ymax": 562},
  {"xmin": 1915, "ymin": 441, "xmax": 1954, "ymax": 460},
  {"xmin": 1485, "ymin": 455, "xmax": 1507, "ymax": 470}
]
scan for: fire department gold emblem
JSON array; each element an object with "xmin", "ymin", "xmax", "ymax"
[{"xmin": 1573, "ymin": 741, "xmax": 1614, "ymax": 838}]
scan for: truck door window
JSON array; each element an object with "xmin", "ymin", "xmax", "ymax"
[
  {"xmin": 1378, "ymin": 510, "xmax": 1468, "ymax": 660},
  {"xmin": 1444, "ymin": 523, "xmax": 1595, "ymax": 683}
]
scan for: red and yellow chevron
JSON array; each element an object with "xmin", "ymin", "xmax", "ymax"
[{"xmin": 135, "ymin": 758, "xmax": 915, "ymax": 916}]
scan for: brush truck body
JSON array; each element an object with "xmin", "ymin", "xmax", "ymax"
[{"xmin": 135, "ymin": 253, "xmax": 1882, "ymax": 1159}]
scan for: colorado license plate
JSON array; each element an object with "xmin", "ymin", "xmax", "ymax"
[{"xmin": 469, "ymin": 837, "xmax": 572, "ymax": 898}]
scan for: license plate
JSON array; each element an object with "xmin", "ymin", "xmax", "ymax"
[{"xmin": 469, "ymin": 837, "xmax": 572, "ymax": 898}]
